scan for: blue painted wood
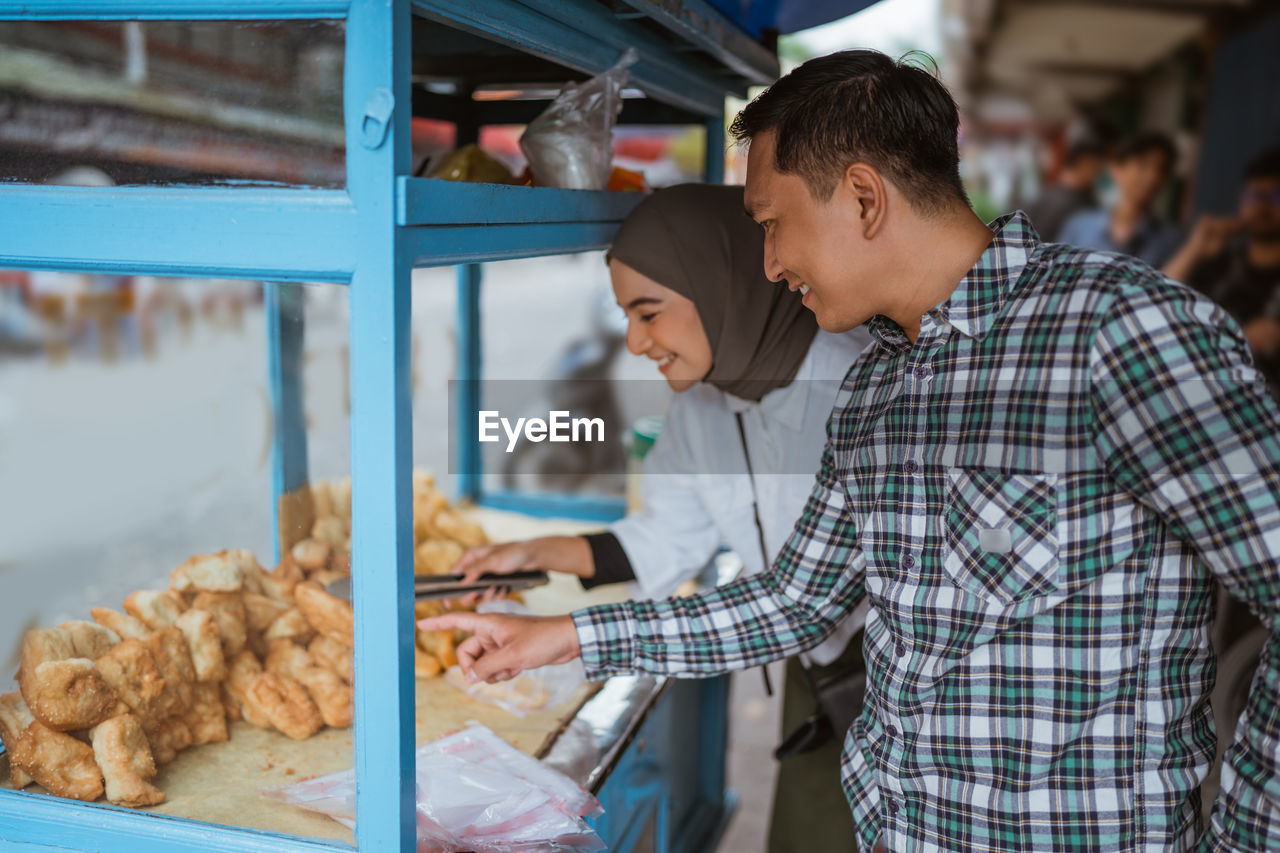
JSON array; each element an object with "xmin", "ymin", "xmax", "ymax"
[
  {"xmin": 705, "ymin": 116, "xmax": 727, "ymax": 184},
  {"xmin": 410, "ymin": 0, "xmax": 738, "ymax": 117},
  {"xmin": 405, "ymin": 222, "xmax": 624, "ymax": 267},
  {"xmin": 344, "ymin": 0, "xmax": 417, "ymax": 850},
  {"xmin": 478, "ymin": 490, "xmax": 626, "ymax": 521},
  {"xmin": 454, "ymin": 263, "xmax": 484, "ymax": 503},
  {"xmin": 1, "ymin": 0, "xmax": 349, "ymax": 19},
  {"xmin": 266, "ymin": 283, "xmax": 311, "ymax": 564},
  {"xmin": 0, "ymin": 186, "xmax": 357, "ymax": 282},
  {"xmin": 0, "ymin": 789, "xmax": 352, "ymax": 852},
  {"xmin": 612, "ymin": 0, "xmax": 777, "ymax": 85},
  {"xmin": 398, "ymin": 178, "xmax": 646, "ymax": 227}
]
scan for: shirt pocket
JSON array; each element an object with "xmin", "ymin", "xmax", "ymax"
[{"xmin": 942, "ymin": 468, "xmax": 1060, "ymax": 607}]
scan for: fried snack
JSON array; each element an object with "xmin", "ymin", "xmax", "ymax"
[
  {"xmin": 94, "ymin": 639, "xmax": 166, "ymax": 721},
  {"xmin": 174, "ymin": 608, "xmax": 227, "ymax": 682},
  {"xmin": 123, "ymin": 590, "xmax": 186, "ymax": 630},
  {"xmin": 170, "ymin": 549, "xmax": 257, "ymax": 594},
  {"xmin": 184, "ymin": 682, "xmax": 228, "ymax": 745},
  {"xmin": 308, "ymin": 636, "xmax": 353, "ymax": 684},
  {"xmin": 245, "ymin": 672, "xmax": 323, "ymax": 740},
  {"xmin": 415, "ymin": 648, "xmax": 442, "ymax": 679},
  {"xmin": 11, "ymin": 721, "xmax": 103, "ymax": 801},
  {"xmin": 19, "ymin": 627, "xmax": 75, "ymax": 679},
  {"xmin": 90, "ymin": 607, "xmax": 150, "ymax": 641},
  {"xmin": 291, "ymin": 538, "xmax": 331, "ymax": 573},
  {"xmin": 143, "ymin": 716, "xmax": 192, "ymax": 765},
  {"xmin": 329, "ymin": 549, "xmax": 352, "ymax": 575},
  {"xmin": 311, "ymin": 479, "xmax": 335, "ymax": 519},
  {"xmin": 265, "ymin": 639, "xmax": 352, "ymax": 728},
  {"xmin": 148, "ymin": 627, "xmax": 195, "ymax": 713},
  {"xmin": 90, "ymin": 714, "xmax": 163, "ymax": 807},
  {"xmin": 58, "ymin": 620, "xmax": 120, "ymax": 659},
  {"xmin": 415, "ymin": 539, "xmax": 464, "ymax": 575},
  {"xmin": 431, "ymin": 508, "xmax": 488, "ymax": 548},
  {"xmin": 416, "ymin": 628, "xmax": 457, "ymax": 669},
  {"xmin": 294, "ymin": 582, "xmax": 353, "ymax": 647},
  {"xmin": 264, "ymin": 556, "xmax": 304, "ymax": 600},
  {"xmin": 311, "ymin": 516, "xmax": 348, "ymax": 548},
  {"xmin": 329, "ymin": 477, "xmax": 352, "ymax": 520},
  {"xmin": 0, "ymin": 691, "xmax": 35, "ymax": 789},
  {"xmin": 220, "ymin": 683, "xmax": 242, "ymax": 722},
  {"xmin": 190, "ymin": 592, "xmax": 247, "ymax": 656},
  {"xmin": 226, "ymin": 651, "xmax": 272, "ymax": 730},
  {"xmin": 264, "ymin": 608, "xmax": 316, "ymax": 644},
  {"xmin": 24, "ymin": 659, "xmax": 119, "ymax": 732},
  {"xmin": 413, "ymin": 489, "xmax": 449, "ymax": 543},
  {"xmin": 309, "ymin": 568, "xmax": 347, "ymax": 589},
  {"xmin": 244, "ymin": 592, "xmax": 291, "ymax": 633}
]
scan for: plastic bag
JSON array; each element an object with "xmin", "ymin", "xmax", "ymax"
[
  {"xmin": 445, "ymin": 599, "xmax": 587, "ymax": 717},
  {"xmin": 265, "ymin": 723, "xmax": 604, "ymax": 853},
  {"xmin": 520, "ymin": 48, "xmax": 638, "ymax": 190}
]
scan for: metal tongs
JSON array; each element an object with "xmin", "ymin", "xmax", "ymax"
[{"xmin": 324, "ymin": 570, "xmax": 549, "ymax": 602}]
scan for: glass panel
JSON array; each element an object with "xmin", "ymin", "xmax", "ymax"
[
  {"xmin": 0, "ymin": 273, "xmax": 353, "ymax": 843},
  {"xmin": 0, "ymin": 21, "xmax": 345, "ymax": 187}
]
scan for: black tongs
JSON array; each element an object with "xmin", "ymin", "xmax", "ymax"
[{"xmin": 325, "ymin": 570, "xmax": 549, "ymax": 602}]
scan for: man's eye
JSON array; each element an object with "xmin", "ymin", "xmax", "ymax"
[{"xmin": 640, "ymin": 313, "xmax": 657, "ymax": 323}]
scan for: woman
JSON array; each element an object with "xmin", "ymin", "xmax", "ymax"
[{"xmin": 457, "ymin": 183, "xmax": 870, "ymax": 853}]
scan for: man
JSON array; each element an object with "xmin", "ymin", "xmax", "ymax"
[
  {"xmin": 1023, "ymin": 137, "xmax": 1106, "ymax": 241},
  {"xmin": 1164, "ymin": 146, "xmax": 1280, "ymax": 396},
  {"xmin": 1059, "ymin": 131, "xmax": 1183, "ymax": 267},
  {"xmin": 424, "ymin": 51, "xmax": 1280, "ymax": 850}
]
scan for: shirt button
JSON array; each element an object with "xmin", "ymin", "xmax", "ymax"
[
  {"xmin": 896, "ymin": 642, "xmax": 907, "ymax": 658},
  {"xmin": 901, "ymin": 554, "xmax": 915, "ymax": 570},
  {"xmin": 887, "ymin": 799, "xmax": 899, "ymax": 815},
  {"xmin": 913, "ymin": 366, "xmax": 932, "ymax": 380},
  {"xmin": 886, "ymin": 725, "xmax": 898, "ymax": 739},
  {"xmin": 903, "ymin": 459, "xmax": 919, "ymax": 475}
]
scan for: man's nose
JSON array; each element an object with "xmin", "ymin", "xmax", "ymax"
[{"xmin": 763, "ymin": 233, "xmax": 786, "ymax": 283}]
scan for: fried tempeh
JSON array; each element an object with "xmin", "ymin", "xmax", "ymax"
[
  {"xmin": 226, "ymin": 651, "xmax": 272, "ymax": 729},
  {"xmin": 11, "ymin": 721, "xmax": 103, "ymax": 802},
  {"xmin": 184, "ymin": 682, "xmax": 228, "ymax": 745},
  {"xmin": 90, "ymin": 714, "xmax": 164, "ymax": 807},
  {"xmin": 294, "ymin": 582, "xmax": 353, "ymax": 647},
  {"xmin": 143, "ymin": 715, "xmax": 192, "ymax": 765},
  {"xmin": 94, "ymin": 639, "xmax": 166, "ymax": 722},
  {"xmin": 90, "ymin": 607, "xmax": 150, "ymax": 641},
  {"xmin": 245, "ymin": 672, "xmax": 323, "ymax": 740},
  {"xmin": 170, "ymin": 549, "xmax": 256, "ymax": 595},
  {"xmin": 266, "ymin": 639, "xmax": 351, "ymax": 728},
  {"xmin": 264, "ymin": 608, "xmax": 316, "ymax": 645},
  {"xmin": 308, "ymin": 635, "xmax": 353, "ymax": 684},
  {"xmin": 244, "ymin": 592, "xmax": 291, "ymax": 633},
  {"xmin": 190, "ymin": 592, "xmax": 248, "ymax": 656},
  {"xmin": 58, "ymin": 620, "xmax": 120, "ymax": 659},
  {"xmin": 24, "ymin": 659, "xmax": 119, "ymax": 732},
  {"xmin": 123, "ymin": 590, "xmax": 186, "ymax": 630},
  {"xmin": 148, "ymin": 627, "xmax": 195, "ymax": 714}
]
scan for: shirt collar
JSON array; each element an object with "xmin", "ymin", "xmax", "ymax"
[{"xmin": 867, "ymin": 211, "xmax": 1040, "ymax": 348}]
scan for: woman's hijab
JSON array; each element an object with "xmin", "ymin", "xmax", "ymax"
[{"xmin": 608, "ymin": 183, "xmax": 817, "ymax": 402}]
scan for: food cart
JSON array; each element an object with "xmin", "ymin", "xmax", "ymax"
[{"xmin": 0, "ymin": 1, "xmax": 778, "ymax": 850}]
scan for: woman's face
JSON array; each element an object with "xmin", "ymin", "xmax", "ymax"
[{"xmin": 610, "ymin": 258, "xmax": 712, "ymax": 392}]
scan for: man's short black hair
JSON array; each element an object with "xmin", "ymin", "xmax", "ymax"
[
  {"xmin": 1112, "ymin": 131, "xmax": 1176, "ymax": 168},
  {"xmin": 1064, "ymin": 138, "xmax": 1105, "ymax": 168},
  {"xmin": 1244, "ymin": 146, "xmax": 1280, "ymax": 183},
  {"xmin": 729, "ymin": 49, "xmax": 968, "ymax": 214}
]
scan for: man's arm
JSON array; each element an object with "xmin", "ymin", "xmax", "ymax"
[{"xmin": 1088, "ymin": 281, "xmax": 1280, "ymax": 850}]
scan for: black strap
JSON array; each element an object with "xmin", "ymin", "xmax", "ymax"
[{"xmin": 735, "ymin": 412, "xmax": 828, "ymax": 702}]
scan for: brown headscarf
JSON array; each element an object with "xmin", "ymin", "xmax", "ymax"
[{"xmin": 608, "ymin": 183, "xmax": 817, "ymax": 402}]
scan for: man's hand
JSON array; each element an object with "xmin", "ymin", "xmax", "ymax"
[
  {"xmin": 454, "ymin": 536, "xmax": 593, "ymax": 584},
  {"xmin": 417, "ymin": 611, "xmax": 580, "ymax": 683}
]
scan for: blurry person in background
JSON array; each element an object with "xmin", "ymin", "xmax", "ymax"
[
  {"xmin": 1059, "ymin": 131, "xmax": 1182, "ymax": 268},
  {"xmin": 1022, "ymin": 137, "xmax": 1106, "ymax": 241},
  {"xmin": 1164, "ymin": 146, "xmax": 1280, "ymax": 396}
]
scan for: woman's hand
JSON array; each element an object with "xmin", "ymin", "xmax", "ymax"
[
  {"xmin": 455, "ymin": 536, "xmax": 594, "ymax": 583},
  {"xmin": 417, "ymin": 612, "xmax": 580, "ymax": 683}
]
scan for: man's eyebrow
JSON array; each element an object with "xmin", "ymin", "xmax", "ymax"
[
  {"xmin": 743, "ymin": 198, "xmax": 770, "ymax": 220},
  {"xmin": 624, "ymin": 296, "xmax": 663, "ymax": 310}
]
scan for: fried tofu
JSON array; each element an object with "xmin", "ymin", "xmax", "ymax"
[
  {"xmin": 90, "ymin": 714, "xmax": 164, "ymax": 807},
  {"xmin": 174, "ymin": 608, "xmax": 227, "ymax": 682},
  {"xmin": 294, "ymin": 582, "xmax": 353, "ymax": 648},
  {"xmin": 0, "ymin": 692, "xmax": 35, "ymax": 789},
  {"xmin": 11, "ymin": 721, "xmax": 103, "ymax": 802},
  {"xmin": 311, "ymin": 516, "xmax": 348, "ymax": 548},
  {"xmin": 148, "ymin": 627, "xmax": 195, "ymax": 714},
  {"xmin": 143, "ymin": 716, "xmax": 192, "ymax": 765},
  {"xmin": 415, "ymin": 539, "xmax": 464, "ymax": 575},
  {"xmin": 23, "ymin": 658, "xmax": 119, "ymax": 732},
  {"xmin": 90, "ymin": 607, "xmax": 151, "ymax": 641},
  {"xmin": 263, "ymin": 608, "xmax": 316, "ymax": 645},
  {"xmin": 266, "ymin": 556, "xmax": 305, "ymax": 600},
  {"xmin": 416, "ymin": 628, "xmax": 457, "ymax": 670},
  {"xmin": 170, "ymin": 549, "xmax": 256, "ymax": 595},
  {"xmin": 94, "ymin": 639, "xmax": 166, "ymax": 721},
  {"xmin": 244, "ymin": 593, "xmax": 292, "ymax": 634},
  {"xmin": 245, "ymin": 672, "xmax": 323, "ymax": 741},
  {"xmin": 123, "ymin": 590, "xmax": 186, "ymax": 630},
  {"xmin": 415, "ymin": 648, "xmax": 442, "ymax": 679},
  {"xmin": 308, "ymin": 636, "xmax": 353, "ymax": 684},
  {"xmin": 189, "ymin": 592, "xmax": 247, "ymax": 656},
  {"xmin": 226, "ymin": 651, "xmax": 272, "ymax": 730},
  {"xmin": 58, "ymin": 620, "xmax": 120, "ymax": 659},
  {"xmin": 184, "ymin": 682, "xmax": 228, "ymax": 746}
]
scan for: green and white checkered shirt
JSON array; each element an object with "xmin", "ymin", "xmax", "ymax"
[{"xmin": 573, "ymin": 212, "xmax": 1280, "ymax": 851}]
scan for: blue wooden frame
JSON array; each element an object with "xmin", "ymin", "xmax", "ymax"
[{"xmin": 0, "ymin": 2, "xmax": 759, "ymax": 850}]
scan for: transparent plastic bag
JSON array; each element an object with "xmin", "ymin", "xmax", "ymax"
[
  {"xmin": 519, "ymin": 48, "xmax": 637, "ymax": 189},
  {"xmin": 265, "ymin": 723, "xmax": 604, "ymax": 853},
  {"xmin": 444, "ymin": 599, "xmax": 587, "ymax": 717}
]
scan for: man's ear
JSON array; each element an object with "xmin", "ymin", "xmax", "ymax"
[{"xmin": 843, "ymin": 162, "xmax": 887, "ymax": 239}]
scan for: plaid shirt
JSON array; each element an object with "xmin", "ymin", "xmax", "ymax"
[{"xmin": 573, "ymin": 212, "xmax": 1280, "ymax": 852}]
